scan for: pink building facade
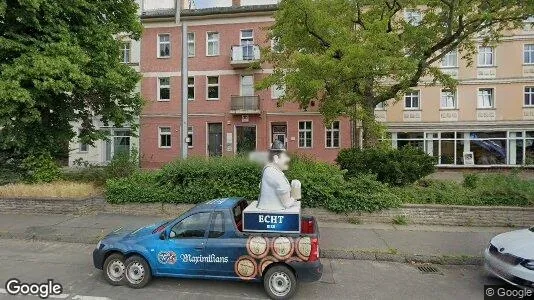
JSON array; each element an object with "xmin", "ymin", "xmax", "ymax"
[{"xmin": 139, "ymin": 5, "xmax": 351, "ymax": 168}]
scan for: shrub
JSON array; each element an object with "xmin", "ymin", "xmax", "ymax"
[
  {"xmin": 336, "ymin": 146, "xmax": 437, "ymax": 186},
  {"xmin": 326, "ymin": 174, "xmax": 401, "ymax": 213},
  {"xmin": 21, "ymin": 153, "xmax": 62, "ymax": 183},
  {"xmin": 392, "ymin": 215, "xmax": 409, "ymax": 225},
  {"xmin": 104, "ymin": 149, "xmax": 139, "ymax": 180},
  {"xmin": 463, "ymin": 173, "xmax": 479, "ymax": 189},
  {"xmin": 106, "ymin": 171, "xmax": 175, "ymax": 204},
  {"xmin": 156, "ymin": 156, "xmax": 263, "ymax": 203}
]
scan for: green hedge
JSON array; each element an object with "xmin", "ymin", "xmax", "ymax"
[
  {"xmin": 105, "ymin": 156, "xmax": 401, "ymax": 213},
  {"xmin": 336, "ymin": 146, "xmax": 437, "ymax": 186},
  {"xmin": 396, "ymin": 174, "xmax": 534, "ymax": 207}
]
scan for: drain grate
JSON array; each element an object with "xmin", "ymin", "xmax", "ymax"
[{"xmin": 417, "ymin": 265, "xmax": 440, "ymax": 273}]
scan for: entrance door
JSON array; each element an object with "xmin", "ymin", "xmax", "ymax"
[
  {"xmin": 240, "ymin": 30, "xmax": 254, "ymax": 60},
  {"xmin": 208, "ymin": 123, "xmax": 223, "ymax": 157},
  {"xmin": 271, "ymin": 124, "xmax": 287, "ymax": 149},
  {"xmin": 236, "ymin": 126, "xmax": 256, "ymax": 154}
]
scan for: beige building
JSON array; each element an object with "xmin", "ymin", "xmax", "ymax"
[{"xmin": 377, "ymin": 21, "xmax": 534, "ymax": 166}]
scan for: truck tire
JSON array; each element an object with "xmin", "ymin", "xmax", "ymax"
[
  {"xmin": 124, "ymin": 255, "xmax": 152, "ymax": 289},
  {"xmin": 263, "ymin": 265, "xmax": 298, "ymax": 300},
  {"xmin": 103, "ymin": 253, "xmax": 126, "ymax": 286}
]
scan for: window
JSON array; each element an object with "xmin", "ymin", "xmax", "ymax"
[
  {"xmin": 207, "ymin": 32, "xmax": 220, "ymax": 56},
  {"xmin": 208, "ymin": 212, "xmax": 225, "ymax": 238},
  {"xmin": 170, "ymin": 212, "xmax": 210, "ymax": 239},
  {"xmin": 187, "ymin": 32, "xmax": 195, "ymax": 57},
  {"xmin": 188, "ymin": 77, "xmax": 195, "ymax": 100},
  {"xmin": 440, "ymin": 89, "xmax": 457, "ymax": 109},
  {"xmin": 121, "ymin": 42, "xmax": 131, "ymax": 64},
  {"xmin": 524, "ymin": 44, "xmax": 534, "ymax": 64},
  {"xmin": 158, "ymin": 77, "xmax": 171, "ymax": 101},
  {"xmin": 78, "ymin": 130, "xmax": 88, "ymax": 152},
  {"xmin": 375, "ymin": 101, "xmax": 386, "ymax": 110},
  {"xmin": 524, "ymin": 16, "xmax": 534, "ymax": 31},
  {"xmin": 159, "ymin": 127, "xmax": 172, "ymax": 148},
  {"xmin": 325, "ymin": 121, "xmax": 340, "ymax": 148},
  {"xmin": 298, "ymin": 121, "xmax": 312, "ymax": 148},
  {"xmin": 525, "ymin": 87, "xmax": 534, "ymax": 107},
  {"xmin": 441, "ymin": 50, "xmax": 457, "ymax": 67},
  {"xmin": 477, "ymin": 88, "xmax": 495, "ymax": 108},
  {"xmin": 207, "ymin": 76, "xmax": 219, "ymax": 100},
  {"xmin": 187, "ymin": 126, "xmax": 193, "ymax": 148},
  {"xmin": 404, "ymin": 9, "xmax": 422, "ymax": 26},
  {"xmin": 103, "ymin": 129, "xmax": 132, "ymax": 162},
  {"xmin": 478, "ymin": 46, "xmax": 494, "ymax": 66},
  {"xmin": 271, "ymin": 85, "xmax": 286, "ymax": 99},
  {"xmin": 404, "ymin": 90, "xmax": 420, "ymax": 109},
  {"xmin": 158, "ymin": 34, "xmax": 171, "ymax": 58},
  {"xmin": 271, "ymin": 37, "xmax": 282, "ymax": 53}
]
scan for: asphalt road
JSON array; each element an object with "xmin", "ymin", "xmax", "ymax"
[{"xmin": 0, "ymin": 239, "xmax": 502, "ymax": 300}]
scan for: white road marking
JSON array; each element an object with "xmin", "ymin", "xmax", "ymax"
[{"xmin": 0, "ymin": 288, "xmax": 108, "ymax": 300}]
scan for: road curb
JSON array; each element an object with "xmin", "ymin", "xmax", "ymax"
[{"xmin": 0, "ymin": 233, "xmax": 483, "ymax": 265}]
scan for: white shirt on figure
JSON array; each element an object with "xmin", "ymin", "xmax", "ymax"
[{"xmin": 257, "ymin": 163, "xmax": 296, "ymax": 210}]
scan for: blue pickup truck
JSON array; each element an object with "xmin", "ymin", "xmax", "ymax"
[{"xmin": 93, "ymin": 197, "xmax": 322, "ymax": 299}]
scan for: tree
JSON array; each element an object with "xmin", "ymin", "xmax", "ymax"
[
  {"xmin": 0, "ymin": 0, "xmax": 143, "ymax": 159},
  {"xmin": 259, "ymin": 0, "xmax": 534, "ymax": 147}
]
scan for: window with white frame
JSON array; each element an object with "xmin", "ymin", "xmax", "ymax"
[
  {"xmin": 158, "ymin": 34, "xmax": 171, "ymax": 58},
  {"xmin": 477, "ymin": 88, "xmax": 495, "ymax": 108},
  {"xmin": 207, "ymin": 76, "xmax": 219, "ymax": 100},
  {"xmin": 525, "ymin": 87, "xmax": 534, "ymax": 107},
  {"xmin": 524, "ymin": 16, "xmax": 534, "ymax": 31},
  {"xmin": 524, "ymin": 44, "xmax": 534, "ymax": 64},
  {"xmin": 404, "ymin": 9, "xmax": 422, "ymax": 26},
  {"xmin": 207, "ymin": 32, "xmax": 220, "ymax": 56},
  {"xmin": 187, "ymin": 126, "xmax": 193, "ymax": 148},
  {"xmin": 325, "ymin": 121, "xmax": 340, "ymax": 148},
  {"xmin": 298, "ymin": 121, "xmax": 312, "ymax": 148},
  {"xmin": 404, "ymin": 90, "xmax": 420, "ymax": 109},
  {"xmin": 272, "ymin": 85, "xmax": 286, "ymax": 99},
  {"xmin": 188, "ymin": 77, "xmax": 195, "ymax": 100},
  {"xmin": 158, "ymin": 77, "xmax": 171, "ymax": 101},
  {"xmin": 477, "ymin": 46, "xmax": 494, "ymax": 66},
  {"xmin": 187, "ymin": 32, "xmax": 195, "ymax": 57},
  {"xmin": 271, "ymin": 37, "xmax": 282, "ymax": 53},
  {"xmin": 441, "ymin": 49, "xmax": 457, "ymax": 67},
  {"xmin": 78, "ymin": 129, "xmax": 88, "ymax": 152},
  {"xmin": 440, "ymin": 89, "xmax": 457, "ymax": 109},
  {"xmin": 159, "ymin": 127, "xmax": 172, "ymax": 148},
  {"xmin": 121, "ymin": 42, "xmax": 131, "ymax": 64},
  {"xmin": 375, "ymin": 101, "xmax": 386, "ymax": 110}
]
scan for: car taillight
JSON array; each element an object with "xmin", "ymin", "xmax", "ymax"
[{"xmin": 308, "ymin": 238, "xmax": 319, "ymax": 262}]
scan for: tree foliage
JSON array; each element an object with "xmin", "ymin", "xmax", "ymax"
[
  {"xmin": 0, "ymin": 0, "xmax": 143, "ymax": 157},
  {"xmin": 259, "ymin": 0, "xmax": 534, "ymax": 147}
]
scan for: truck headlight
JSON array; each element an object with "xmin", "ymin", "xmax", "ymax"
[{"xmin": 521, "ymin": 260, "xmax": 534, "ymax": 270}]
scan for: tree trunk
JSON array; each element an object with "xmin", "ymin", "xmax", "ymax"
[{"xmin": 361, "ymin": 99, "xmax": 380, "ymax": 148}]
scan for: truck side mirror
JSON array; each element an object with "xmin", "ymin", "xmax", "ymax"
[{"xmin": 159, "ymin": 231, "xmax": 166, "ymax": 240}]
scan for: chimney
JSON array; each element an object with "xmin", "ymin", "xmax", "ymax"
[{"xmin": 232, "ymin": 0, "xmax": 240, "ymax": 7}]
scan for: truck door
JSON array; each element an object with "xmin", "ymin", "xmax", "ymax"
[
  {"xmin": 204, "ymin": 211, "xmax": 244, "ymax": 279},
  {"xmin": 154, "ymin": 212, "xmax": 210, "ymax": 276}
]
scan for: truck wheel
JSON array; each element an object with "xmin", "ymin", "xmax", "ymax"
[
  {"xmin": 263, "ymin": 265, "xmax": 297, "ymax": 300},
  {"xmin": 103, "ymin": 253, "xmax": 126, "ymax": 286},
  {"xmin": 124, "ymin": 255, "xmax": 152, "ymax": 289}
]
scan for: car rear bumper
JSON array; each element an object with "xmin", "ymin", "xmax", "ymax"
[
  {"xmin": 93, "ymin": 248, "xmax": 105, "ymax": 270},
  {"xmin": 288, "ymin": 260, "xmax": 323, "ymax": 282},
  {"xmin": 484, "ymin": 248, "xmax": 534, "ymax": 288}
]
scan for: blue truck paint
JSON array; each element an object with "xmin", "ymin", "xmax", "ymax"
[{"xmin": 93, "ymin": 198, "xmax": 322, "ymax": 283}]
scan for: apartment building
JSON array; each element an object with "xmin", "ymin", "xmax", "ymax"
[
  {"xmin": 69, "ymin": 1, "xmax": 534, "ymax": 168},
  {"xmin": 378, "ymin": 12, "xmax": 534, "ymax": 166},
  {"xmin": 138, "ymin": 0, "xmax": 351, "ymax": 168}
]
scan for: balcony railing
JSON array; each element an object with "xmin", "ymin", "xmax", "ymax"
[
  {"xmin": 230, "ymin": 95, "xmax": 261, "ymax": 114},
  {"xmin": 230, "ymin": 45, "xmax": 260, "ymax": 68}
]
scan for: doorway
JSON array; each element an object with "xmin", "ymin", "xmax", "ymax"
[
  {"xmin": 207, "ymin": 123, "xmax": 223, "ymax": 157},
  {"xmin": 236, "ymin": 126, "xmax": 256, "ymax": 154},
  {"xmin": 271, "ymin": 124, "xmax": 287, "ymax": 149},
  {"xmin": 240, "ymin": 29, "xmax": 254, "ymax": 60}
]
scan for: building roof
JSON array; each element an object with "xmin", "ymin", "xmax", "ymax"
[{"xmin": 140, "ymin": 4, "xmax": 277, "ymax": 20}]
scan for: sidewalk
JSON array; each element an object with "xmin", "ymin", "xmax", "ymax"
[{"xmin": 0, "ymin": 213, "xmax": 514, "ymax": 265}]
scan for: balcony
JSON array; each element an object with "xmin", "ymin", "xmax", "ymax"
[
  {"xmin": 230, "ymin": 45, "xmax": 260, "ymax": 68},
  {"xmin": 230, "ymin": 95, "xmax": 261, "ymax": 114}
]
